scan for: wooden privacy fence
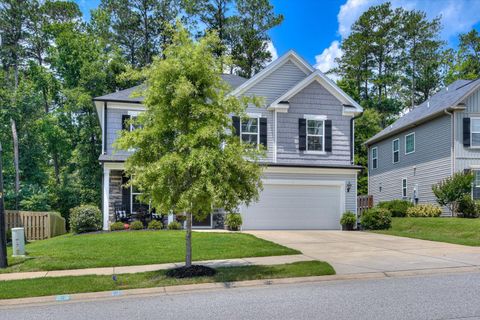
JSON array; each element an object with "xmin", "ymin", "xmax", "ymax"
[
  {"xmin": 4, "ymin": 211, "xmax": 66, "ymax": 241},
  {"xmin": 357, "ymin": 195, "xmax": 373, "ymax": 215}
]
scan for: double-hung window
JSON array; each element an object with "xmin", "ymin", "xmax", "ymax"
[
  {"xmin": 402, "ymin": 178, "xmax": 408, "ymax": 198},
  {"xmin": 473, "ymin": 170, "xmax": 480, "ymax": 200},
  {"xmin": 471, "ymin": 118, "xmax": 480, "ymax": 147},
  {"xmin": 392, "ymin": 139, "xmax": 399, "ymax": 163},
  {"xmin": 372, "ymin": 147, "xmax": 378, "ymax": 169},
  {"xmin": 405, "ymin": 132, "xmax": 415, "ymax": 154},
  {"xmin": 240, "ymin": 117, "xmax": 259, "ymax": 146},
  {"xmin": 131, "ymin": 185, "xmax": 148, "ymax": 214},
  {"xmin": 306, "ymin": 118, "xmax": 325, "ymax": 152}
]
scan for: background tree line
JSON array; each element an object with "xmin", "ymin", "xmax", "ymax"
[
  {"xmin": 333, "ymin": 2, "xmax": 480, "ymax": 194},
  {"xmin": 0, "ymin": 0, "xmax": 282, "ymax": 220}
]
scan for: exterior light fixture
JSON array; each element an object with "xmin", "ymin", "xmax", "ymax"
[{"xmin": 346, "ymin": 181, "xmax": 352, "ymax": 193}]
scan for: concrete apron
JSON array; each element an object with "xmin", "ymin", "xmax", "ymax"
[
  {"xmin": 246, "ymin": 230, "xmax": 480, "ymax": 275},
  {"xmin": 1, "ymin": 265, "xmax": 480, "ymax": 308}
]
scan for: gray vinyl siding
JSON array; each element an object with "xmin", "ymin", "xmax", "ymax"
[
  {"xmin": 455, "ymin": 88, "xmax": 480, "ymax": 171},
  {"xmin": 264, "ymin": 171, "xmax": 357, "ymax": 214},
  {"xmin": 106, "ymin": 108, "xmax": 132, "ymax": 156},
  {"xmin": 368, "ymin": 115, "xmax": 451, "ymax": 210},
  {"xmin": 276, "ymin": 81, "xmax": 351, "ymax": 165},
  {"xmin": 243, "ymin": 60, "xmax": 310, "ymax": 162}
]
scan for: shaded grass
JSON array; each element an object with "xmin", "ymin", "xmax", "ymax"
[
  {"xmin": 2, "ymin": 231, "xmax": 299, "ymax": 273},
  {"xmin": 373, "ymin": 217, "xmax": 480, "ymax": 246},
  {"xmin": 0, "ymin": 261, "xmax": 335, "ymax": 300}
]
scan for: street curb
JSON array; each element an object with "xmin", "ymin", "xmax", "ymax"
[{"xmin": 1, "ymin": 265, "xmax": 480, "ymax": 308}]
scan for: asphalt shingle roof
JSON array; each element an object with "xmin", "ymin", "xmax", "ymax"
[
  {"xmin": 93, "ymin": 74, "xmax": 248, "ymax": 103},
  {"xmin": 366, "ymin": 79, "xmax": 480, "ymax": 145}
]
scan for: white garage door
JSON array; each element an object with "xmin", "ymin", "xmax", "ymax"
[{"xmin": 242, "ymin": 183, "xmax": 343, "ymax": 230}]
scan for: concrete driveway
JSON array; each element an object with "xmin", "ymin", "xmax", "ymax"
[{"xmin": 247, "ymin": 231, "xmax": 480, "ymax": 275}]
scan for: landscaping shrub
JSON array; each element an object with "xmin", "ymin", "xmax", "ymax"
[
  {"xmin": 225, "ymin": 213, "xmax": 242, "ymax": 231},
  {"xmin": 457, "ymin": 195, "xmax": 480, "ymax": 218},
  {"xmin": 406, "ymin": 204, "xmax": 442, "ymax": 217},
  {"xmin": 377, "ymin": 199, "xmax": 413, "ymax": 217},
  {"xmin": 110, "ymin": 222, "xmax": 125, "ymax": 231},
  {"xmin": 340, "ymin": 211, "xmax": 356, "ymax": 230},
  {"xmin": 69, "ymin": 205, "xmax": 102, "ymax": 234},
  {"xmin": 130, "ymin": 221, "xmax": 144, "ymax": 230},
  {"xmin": 432, "ymin": 171, "xmax": 473, "ymax": 216},
  {"xmin": 148, "ymin": 220, "xmax": 163, "ymax": 230},
  {"xmin": 168, "ymin": 221, "xmax": 182, "ymax": 230},
  {"xmin": 360, "ymin": 207, "xmax": 391, "ymax": 230}
]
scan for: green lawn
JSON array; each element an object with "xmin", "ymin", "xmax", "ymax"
[
  {"xmin": 0, "ymin": 261, "xmax": 334, "ymax": 299},
  {"xmin": 373, "ymin": 217, "xmax": 480, "ymax": 246},
  {"xmin": 2, "ymin": 231, "xmax": 299, "ymax": 273}
]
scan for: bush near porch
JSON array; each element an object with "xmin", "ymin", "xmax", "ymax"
[
  {"xmin": 372, "ymin": 217, "xmax": 480, "ymax": 246},
  {"xmin": 2, "ymin": 231, "xmax": 299, "ymax": 273}
]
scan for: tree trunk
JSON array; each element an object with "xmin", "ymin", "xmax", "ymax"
[
  {"xmin": 10, "ymin": 119, "xmax": 20, "ymax": 210},
  {"xmin": 185, "ymin": 212, "xmax": 192, "ymax": 267},
  {"xmin": 0, "ymin": 143, "xmax": 8, "ymax": 268}
]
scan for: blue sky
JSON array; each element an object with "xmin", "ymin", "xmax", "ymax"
[{"xmin": 76, "ymin": 0, "xmax": 480, "ymax": 71}]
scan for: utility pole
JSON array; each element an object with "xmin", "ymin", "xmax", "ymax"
[{"xmin": 0, "ymin": 142, "xmax": 7, "ymax": 268}]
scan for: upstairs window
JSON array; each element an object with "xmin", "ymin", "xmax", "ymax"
[
  {"xmin": 240, "ymin": 117, "xmax": 259, "ymax": 147},
  {"xmin": 306, "ymin": 119, "xmax": 325, "ymax": 151},
  {"xmin": 372, "ymin": 147, "xmax": 378, "ymax": 169},
  {"xmin": 392, "ymin": 139, "xmax": 399, "ymax": 163},
  {"xmin": 405, "ymin": 132, "xmax": 415, "ymax": 154},
  {"xmin": 471, "ymin": 118, "xmax": 480, "ymax": 147}
]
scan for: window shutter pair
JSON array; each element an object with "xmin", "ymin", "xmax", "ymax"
[
  {"xmin": 464, "ymin": 117, "xmax": 471, "ymax": 147},
  {"xmin": 298, "ymin": 119, "xmax": 332, "ymax": 152},
  {"xmin": 122, "ymin": 114, "xmax": 131, "ymax": 131},
  {"xmin": 121, "ymin": 174, "xmax": 131, "ymax": 214},
  {"xmin": 232, "ymin": 116, "xmax": 268, "ymax": 148}
]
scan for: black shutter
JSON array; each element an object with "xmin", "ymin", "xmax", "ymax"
[
  {"xmin": 121, "ymin": 174, "xmax": 131, "ymax": 214},
  {"xmin": 232, "ymin": 116, "xmax": 240, "ymax": 136},
  {"xmin": 463, "ymin": 117, "xmax": 471, "ymax": 147},
  {"xmin": 260, "ymin": 117, "xmax": 267, "ymax": 148},
  {"xmin": 299, "ymin": 118, "xmax": 306, "ymax": 151},
  {"xmin": 122, "ymin": 115, "xmax": 131, "ymax": 131},
  {"xmin": 325, "ymin": 120, "xmax": 332, "ymax": 152}
]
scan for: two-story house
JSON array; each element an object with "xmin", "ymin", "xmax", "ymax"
[
  {"xmin": 94, "ymin": 50, "xmax": 363, "ymax": 230},
  {"xmin": 366, "ymin": 79, "xmax": 480, "ymax": 213}
]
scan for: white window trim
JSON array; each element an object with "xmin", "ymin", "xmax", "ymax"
[
  {"xmin": 131, "ymin": 185, "xmax": 142, "ymax": 214},
  {"xmin": 371, "ymin": 147, "xmax": 378, "ymax": 169},
  {"xmin": 304, "ymin": 115, "xmax": 326, "ymax": 153},
  {"xmin": 402, "ymin": 178, "xmax": 408, "ymax": 198},
  {"xmin": 392, "ymin": 138, "xmax": 399, "ymax": 164},
  {"xmin": 470, "ymin": 117, "xmax": 480, "ymax": 148},
  {"xmin": 404, "ymin": 132, "xmax": 415, "ymax": 155},
  {"xmin": 240, "ymin": 115, "xmax": 260, "ymax": 147}
]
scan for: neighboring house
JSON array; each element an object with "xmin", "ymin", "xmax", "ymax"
[
  {"xmin": 366, "ymin": 79, "xmax": 480, "ymax": 213},
  {"xmin": 93, "ymin": 50, "xmax": 363, "ymax": 230}
]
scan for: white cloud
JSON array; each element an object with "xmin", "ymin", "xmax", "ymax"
[
  {"xmin": 315, "ymin": 0, "xmax": 480, "ymax": 75},
  {"xmin": 266, "ymin": 40, "xmax": 278, "ymax": 63},
  {"xmin": 314, "ymin": 40, "xmax": 342, "ymax": 81}
]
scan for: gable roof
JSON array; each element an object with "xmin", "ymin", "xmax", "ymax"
[
  {"xmin": 229, "ymin": 50, "xmax": 314, "ymax": 97},
  {"xmin": 366, "ymin": 79, "xmax": 480, "ymax": 145},
  {"xmin": 268, "ymin": 70, "xmax": 363, "ymax": 112},
  {"xmin": 93, "ymin": 74, "xmax": 248, "ymax": 103}
]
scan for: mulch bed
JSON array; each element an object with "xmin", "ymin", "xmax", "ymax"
[{"xmin": 166, "ymin": 265, "xmax": 217, "ymax": 278}]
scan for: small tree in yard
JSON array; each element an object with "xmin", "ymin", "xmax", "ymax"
[
  {"xmin": 432, "ymin": 172, "xmax": 474, "ymax": 216},
  {"xmin": 116, "ymin": 25, "xmax": 263, "ymax": 272}
]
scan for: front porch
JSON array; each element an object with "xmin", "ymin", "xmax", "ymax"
[{"xmin": 102, "ymin": 164, "xmax": 225, "ymax": 230}]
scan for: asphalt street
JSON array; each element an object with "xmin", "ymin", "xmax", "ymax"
[{"xmin": 2, "ymin": 272, "xmax": 480, "ymax": 320}]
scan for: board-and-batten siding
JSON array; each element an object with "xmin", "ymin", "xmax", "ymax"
[
  {"xmin": 243, "ymin": 60, "xmax": 310, "ymax": 162},
  {"xmin": 276, "ymin": 81, "xmax": 351, "ymax": 165},
  {"xmin": 368, "ymin": 115, "xmax": 451, "ymax": 209},
  {"xmin": 455, "ymin": 88, "xmax": 480, "ymax": 171},
  {"xmin": 106, "ymin": 108, "xmax": 132, "ymax": 156},
  {"xmin": 264, "ymin": 171, "xmax": 357, "ymax": 213}
]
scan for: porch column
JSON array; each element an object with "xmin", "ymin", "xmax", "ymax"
[{"xmin": 103, "ymin": 167, "xmax": 110, "ymax": 230}]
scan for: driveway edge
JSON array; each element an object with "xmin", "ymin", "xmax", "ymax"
[{"xmin": 1, "ymin": 265, "xmax": 480, "ymax": 308}]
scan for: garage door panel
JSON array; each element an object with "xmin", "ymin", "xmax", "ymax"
[{"xmin": 242, "ymin": 184, "xmax": 342, "ymax": 230}]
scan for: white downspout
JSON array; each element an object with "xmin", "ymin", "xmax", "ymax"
[
  {"xmin": 444, "ymin": 109, "xmax": 455, "ymax": 174},
  {"xmin": 274, "ymin": 110, "xmax": 278, "ymax": 163}
]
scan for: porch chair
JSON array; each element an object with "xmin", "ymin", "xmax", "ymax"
[{"xmin": 114, "ymin": 202, "xmax": 130, "ymax": 223}]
